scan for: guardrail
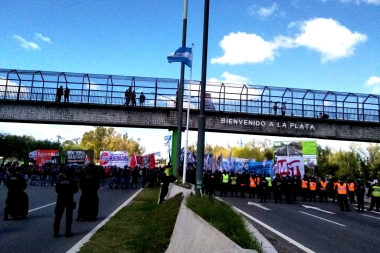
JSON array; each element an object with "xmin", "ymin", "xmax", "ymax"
[{"xmin": 1, "ymin": 68, "xmax": 379, "ymax": 122}]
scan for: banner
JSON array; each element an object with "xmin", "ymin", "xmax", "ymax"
[
  {"xmin": 36, "ymin": 150, "xmax": 60, "ymax": 165},
  {"xmin": 129, "ymin": 153, "xmax": 155, "ymax": 169},
  {"xmin": 99, "ymin": 151, "xmax": 129, "ymax": 167},
  {"xmin": 273, "ymin": 140, "xmax": 317, "ymax": 170},
  {"xmin": 274, "ymin": 156, "xmax": 304, "ymax": 177},
  {"xmin": 29, "ymin": 150, "xmax": 37, "ymax": 159},
  {"xmin": 66, "ymin": 150, "xmax": 94, "ymax": 166},
  {"xmin": 247, "ymin": 160, "xmax": 274, "ymax": 177}
]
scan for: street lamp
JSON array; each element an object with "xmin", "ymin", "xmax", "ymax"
[{"xmin": 195, "ymin": 0, "xmax": 210, "ymax": 195}]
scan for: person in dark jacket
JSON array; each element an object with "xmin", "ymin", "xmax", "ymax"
[
  {"xmin": 355, "ymin": 178, "xmax": 366, "ymax": 212},
  {"xmin": 283, "ymin": 174, "xmax": 294, "ymax": 204},
  {"xmin": 53, "ymin": 167, "xmax": 78, "ymax": 238},
  {"xmin": 76, "ymin": 164, "xmax": 100, "ymax": 222},
  {"xmin": 260, "ymin": 175, "xmax": 269, "ymax": 203},
  {"xmin": 272, "ymin": 174, "xmax": 283, "ymax": 204},
  {"xmin": 4, "ymin": 166, "xmax": 28, "ymax": 221}
]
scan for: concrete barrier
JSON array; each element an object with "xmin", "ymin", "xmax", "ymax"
[{"xmin": 164, "ymin": 184, "xmax": 277, "ymax": 253}]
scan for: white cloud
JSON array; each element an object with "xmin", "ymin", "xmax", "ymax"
[
  {"xmin": 35, "ymin": 33, "xmax": 52, "ymax": 43},
  {"xmin": 208, "ymin": 72, "xmax": 249, "ymax": 84},
  {"xmin": 13, "ymin": 35, "xmax": 40, "ymax": 50},
  {"xmin": 361, "ymin": 0, "xmax": 380, "ymax": 5},
  {"xmin": 211, "ymin": 32, "xmax": 276, "ymax": 65},
  {"xmin": 365, "ymin": 76, "xmax": 380, "ymax": 93},
  {"xmin": 211, "ymin": 18, "xmax": 367, "ymax": 65},
  {"xmin": 0, "ymin": 77, "xmax": 30, "ymax": 99},
  {"xmin": 185, "ymin": 72, "xmax": 260, "ymax": 102},
  {"xmin": 249, "ymin": 3, "xmax": 280, "ymax": 18},
  {"xmin": 294, "ymin": 18, "xmax": 367, "ymax": 62},
  {"xmin": 338, "ymin": 0, "xmax": 380, "ymax": 5}
]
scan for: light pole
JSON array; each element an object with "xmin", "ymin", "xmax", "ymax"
[
  {"xmin": 175, "ymin": 0, "xmax": 189, "ymax": 178},
  {"xmin": 195, "ymin": 0, "xmax": 210, "ymax": 195}
]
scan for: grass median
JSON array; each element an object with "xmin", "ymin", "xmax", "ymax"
[
  {"xmin": 79, "ymin": 187, "xmax": 183, "ymax": 253},
  {"xmin": 187, "ymin": 195, "xmax": 262, "ymax": 252}
]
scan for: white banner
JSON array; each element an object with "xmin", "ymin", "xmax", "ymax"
[
  {"xmin": 99, "ymin": 151, "xmax": 129, "ymax": 167},
  {"xmin": 274, "ymin": 156, "xmax": 304, "ymax": 177}
]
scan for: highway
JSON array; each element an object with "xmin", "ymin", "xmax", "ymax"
[
  {"xmin": 2, "ymin": 182, "xmax": 380, "ymax": 253},
  {"xmin": 222, "ymin": 195, "xmax": 380, "ymax": 253},
  {"xmin": 0, "ymin": 183, "xmax": 140, "ymax": 253}
]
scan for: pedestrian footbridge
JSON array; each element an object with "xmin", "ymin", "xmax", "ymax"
[{"xmin": 1, "ymin": 68, "xmax": 380, "ymax": 143}]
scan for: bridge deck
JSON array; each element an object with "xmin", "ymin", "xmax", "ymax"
[{"xmin": 1, "ymin": 68, "xmax": 379, "ymax": 123}]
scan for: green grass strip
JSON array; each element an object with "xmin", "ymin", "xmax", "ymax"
[
  {"xmin": 187, "ymin": 195, "xmax": 262, "ymax": 252},
  {"xmin": 79, "ymin": 187, "xmax": 183, "ymax": 253}
]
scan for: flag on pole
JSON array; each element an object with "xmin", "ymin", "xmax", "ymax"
[{"xmin": 167, "ymin": 47, "xmax": 192, "ymax": 68}]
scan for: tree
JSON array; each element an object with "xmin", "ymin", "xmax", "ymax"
[{"xmin": 80, "ymin": 127, "xmax": 145, "ymax": 162}]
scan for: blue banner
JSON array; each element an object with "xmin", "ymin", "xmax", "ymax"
[{"xmin": 247, "ymin": 160, "xmax": 273, "ymax": 177}]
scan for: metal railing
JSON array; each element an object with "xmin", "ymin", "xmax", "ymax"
[{"xmin": 1, "ymin": 68, "xmax": 379, "ymax": 123}]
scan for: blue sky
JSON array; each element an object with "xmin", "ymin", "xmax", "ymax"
[{"xmin": 1, "ymin": 0, "xmax": 379, "ymax": 158}]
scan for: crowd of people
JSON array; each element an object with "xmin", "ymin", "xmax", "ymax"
[
  {"xmin": 185, "ymin": 168, "xmax": 380, "ymax": 213},
  {"xmin": 1, "ymin": 162, "xmax": 172, "ymax": 238}
]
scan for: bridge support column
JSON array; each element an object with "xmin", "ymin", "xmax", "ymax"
[{"xmin": 171, "ymin": 129, "xmax": 179, "ymax": 177}]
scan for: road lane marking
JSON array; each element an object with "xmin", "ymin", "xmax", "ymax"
[
  {"xmin": 302, "ymin": 205, "xmax": 335, "ymax": 214},
  {"xmin": 28, "ymin": 202, "xmax": 56, "ymax": 212},
  {"xmin": 362, "ymin": 214, "xmax": 380, "ymax": 220},
  {"xmin": 248, "ymin": 202, "xmax": 271, "ymax": 210},
  {"xmin": 235, "ymin": 207, "xmax": 316, "ymax": 253},
  {"xmin": 299, "ymin": 211, "xmax": 345, "ymax": 226}
]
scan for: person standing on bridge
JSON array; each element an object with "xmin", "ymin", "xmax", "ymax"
[
  {"xmin": 131, "ymin": 90, "xmax": 137, "ymax": 106},
  {"xmin": 281, "ymin": 103, "xmax": 286, "ymax": 116},
  {"xmin": 273, "ymin": 102, "xmax": 278, "ymax": 115},
  {"xmin": 64, "ymin": 86, "xmax": 70, "ymax": 102},
  {"xmin": 139, "ymin": 92, "xmax": 145, "ymax": 106},
  {"xmin": 125, "ymin": 87, "xmax": 131, "ymax": 106},
  {"xmin": 53, "ymin": 167, "xmax": 78, "ymax": 238},
  {"xmin": 56, "ymin": 86, "xmax": 63, "ymax": 102}
]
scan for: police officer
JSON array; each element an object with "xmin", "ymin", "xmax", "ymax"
[
  {"xmin": 53, "ymin": 167, "xmax": 78, "ymax": 237},
  {"xmin": 272, "ymin": 174, "xmax": 283, "ymax": 204},
  {"xmin": 335, "ymin": 179, "xmax": 350, "ymax": 212},
  {"xmin": 260, "ymin": 175, "xmax": 269, "ymax": 203},
  {"xmin": 368, "ymin": 180, "xmax": 380, "ymax": 212},
  {"xmin": 309, "ymin": 177, "xmax": 317, "ymax": 202},
  {"xmin": 355, "ymin": 178, "xmax": 366, "ymax": 212},
  {"xmin": 220, "ymin": 170, "xmax": 229, "ymax": 197},
  {"xmin": 283, "ymin": 174, "xmax": 293, "ymax": 204},
  {"xmin": 347, "ymin": 179, "xmax": 356, "ymax": 204},
  {"xmin": 76, "ymin": 164, "xmax": 100, "ymax": 222},
  {"xmin": 318, "ymin": 177, "xmax": 328, "ymax": 202},
  {"xmin": 4, "ymin": 166, "xmax": 28, "ymax": 221},
  {"xmin": 301, "ymin": 175, "xmax": 309, "ymax": 201}
]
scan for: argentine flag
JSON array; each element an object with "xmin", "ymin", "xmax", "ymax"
[{"xmin": 167, "ymin": 47, "xmax": 192, "ymax": 68}]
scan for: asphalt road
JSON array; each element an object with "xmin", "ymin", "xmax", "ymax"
[
  {"xmin": 0, "ymin": 182, "xmax": 140, "ymax": 253},
  {"xmin": 222, "ymin": 195, "xmax": 380, "ymax": 253}
]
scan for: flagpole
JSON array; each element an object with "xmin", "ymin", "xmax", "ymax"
[{"xmin": 183, "ymin": 44, "xmax": 194, "ymax": 184}]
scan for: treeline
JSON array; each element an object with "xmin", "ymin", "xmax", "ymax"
[
  {"xmin": 0, "ymin": 127, "xmax": 145, "ymax": 165},
  {"xmin": 1, "ymin": 128, "xmax": 380, "ymax": 180}
]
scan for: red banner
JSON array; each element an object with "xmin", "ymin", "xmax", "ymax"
[
  {"xmin": 274, "ymin": 156, "xmax": 304, "ymax": 177},
  {"xmin": 129, "ymin": 153, "xmax": 155, "ymax": 169},
  {"xmin": 36, "ymin": 150, "xmax": 60, "ymax": 165}
]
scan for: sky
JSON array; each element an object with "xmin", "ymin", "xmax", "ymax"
[{"xmin": 1, "ymin": 0, "xmax": 379, "ymax": 159}]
